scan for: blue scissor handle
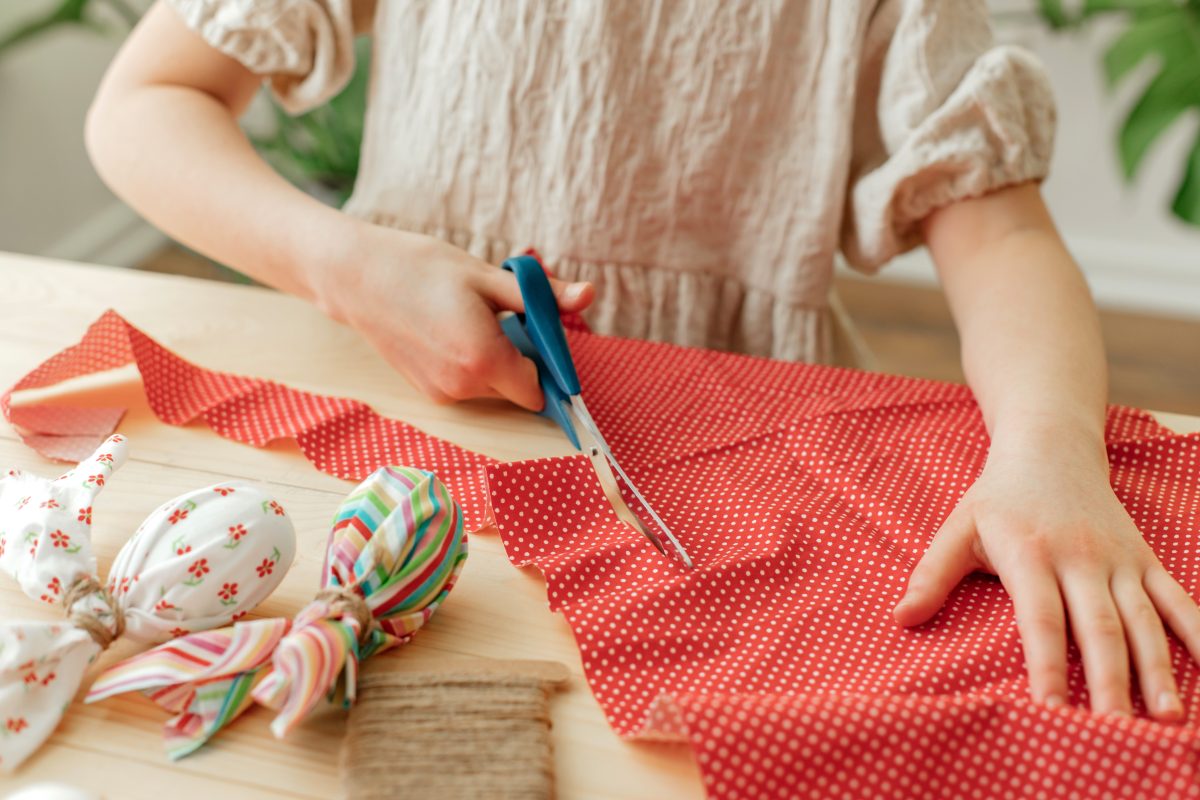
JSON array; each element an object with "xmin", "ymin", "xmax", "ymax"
[
  {"xmin": 498, "ymin": 314, "xmax": 581, "ymax": 449},
  {"xmin": 500, "ymin": 255, "xmax": 582, "ymax": 449},
  {"xmin": 502, "ymin": 255, "xmax": 581, "ymax": 396}
]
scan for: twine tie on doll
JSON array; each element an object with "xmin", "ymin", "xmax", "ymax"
[
  {"xmin": 87, "ymin": 465, "xmax": 469, "ymax": 758},
  {"xmin": 62, "ymin": 576, "xmax": 124, "ymax": 650},
  {"xmin": 313, "ymin": 586, "xmax": 375, "ymax": 647},
  {"xmin": 0, "ymin": 435, "xmax": 298, "ymax": 772}
]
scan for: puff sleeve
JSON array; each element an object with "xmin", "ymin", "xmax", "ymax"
[
  {"xmin": 840, "ymin": 0, "xmax": 1056, "ymax": 272},
  {"xmin": 166, "ymin": 0, "xmax": 375, "ymax": 113}
]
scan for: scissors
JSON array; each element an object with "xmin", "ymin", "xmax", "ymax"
[{"xmin": 499, "ymin": 254, "xmax": 694, "ymax": 569}]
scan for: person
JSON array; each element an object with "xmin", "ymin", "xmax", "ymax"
[{"xmin": 86, "ymin": 0, "xmax": 1200, "ymax": 722}]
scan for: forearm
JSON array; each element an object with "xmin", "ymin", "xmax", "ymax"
[
  {"xmin": 85, "ymin": 3, "xmax": 358, "ymax": 304},
  {"xmin": 88, "ymin": 87, "xmax": 345, "ymax": 300},
  {"xmin": 924, "ymin": 184, "xmax": 1108, "ymax": 461}
]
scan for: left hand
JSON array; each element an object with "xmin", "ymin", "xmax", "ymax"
[{"xmin": 893, "ymin": 430, "xmax": 1200, "ymax": 721}]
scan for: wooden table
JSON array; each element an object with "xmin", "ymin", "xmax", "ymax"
[{"xmin": 0, "ymin": 252, "xmax": 1196, "ymax": 799}]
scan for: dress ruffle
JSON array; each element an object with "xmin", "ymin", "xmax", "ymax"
[{"xmin": 356, "ymin": 214, "xmax": 868, "ymax": 366}]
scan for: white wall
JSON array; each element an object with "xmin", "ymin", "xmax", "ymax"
[
  {"xmin": 868, "ymin": 1, "xmax": 1200, "ymax": 318},
  {"xmin": 1, "ymin": 2, "xmax": 1197, "ymax": 315},
  {"xmin": 0, "ymin": 1, "xmax": 164, "ymax": 265}
]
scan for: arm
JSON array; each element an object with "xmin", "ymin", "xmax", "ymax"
[
  {"xmin": 86, "ymin": 2, "xmax": 591, "ymax": 408},
  {"xmin": 893, "ymin": 182, "xmax": 1200, "ymax": 720}
]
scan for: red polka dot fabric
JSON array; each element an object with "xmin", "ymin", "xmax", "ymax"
[
  {"xmin": 1, "ymin": 311, "xmax": 496, "ymax": 528},
  {"xmin": 485, "ymin": 329, "xmax": 1200, "ymax": 799},
  {"xmin": 7, "ymin": 310, "xmax": 1200, "ymax": 797}
]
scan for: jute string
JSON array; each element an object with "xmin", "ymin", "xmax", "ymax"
[
  {"xmin": 63, "ymin": 575, "xmax": 123, "ymax": 649},
  {"xmin": 342, "ymin": 662, "xmax": 566, "ymax": 800},
  {"xmin": 315, "ymin": 586, "xmax": 375, "ymax": 644}
]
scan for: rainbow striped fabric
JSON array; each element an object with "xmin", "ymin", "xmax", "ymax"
[{"xmin": 86, "ymin": 466, "xmax": 467, "ymax": 758}]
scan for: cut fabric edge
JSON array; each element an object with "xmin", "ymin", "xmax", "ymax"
[
  {"xmin": 660, "ymin": 689, "xmax": 1200, "ymax": 798},
  {"xmin": 1, "ymin": 310, "xmax": 497, "ymax": 530},
  {"xmin": 481, "ymin": 443, "xmax": 1200, "ymax": 795},
  {"xmin": 481, "ymin": 454, "xmax": 655, "ymax": 579},
  {"xmin": 483, "ymin": 453, "xmax": 695, "ymax": 743}
]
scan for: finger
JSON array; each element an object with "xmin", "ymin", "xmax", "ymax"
[
  {"xmin": 1145, "ymin": 568, "xmax": 1200, "ymax": 665},
  {"xmin": 550, "ymin": 277, "xmax": 595, "ymax": 312},
  {"xmin": 478, "ymin": 269, "xmax": 593, "ymax": 314},
  {"xmin": 1000, "ymin": 563, "xmax": 1069, "ymax": 706},
  {"xmin": 894, "ymin": 510, "xmax": 982, "ymax": 626},
  {"xmin": 476, "ymin": 269, "xmax": 525, "ymax": 312},
  {"xmin": 379, "ymin": 345, "xmax": 456, "ymax": 405},
  {"xmin": 1113, "ymin": 572, "xmax": 1183, "ymax": 721},
  {"xmin": 433, "ymin": 327, "xmax": 543, "ymax": 411},
  {"xmin": 485, "ymin": 341, "xmax": 544, "ymax": 412},
  {"xmin": 426, "ymin": 385, "xmax": 518, "ymax": 405},
  {"xmin": 1062, "ymin": 575, "xmax": 1132, "ymax": 716}
]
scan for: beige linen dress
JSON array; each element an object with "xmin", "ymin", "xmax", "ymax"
[{"xmin": 168, "ymin": 0, "xmax": 1055, "ymax": 364}]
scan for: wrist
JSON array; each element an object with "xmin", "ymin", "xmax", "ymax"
[
  {"xmin": 293, "ymin": 212, "xmax": 381, "ymax": 324},
  {"xmin": 987, "ymin": 409, "xmax": 1109, "ymax": 471},
  {"xmin": 298, "ymin": 215, "xmax": 439, "ymax": 326},
  {"xmin": 277, "ymin": 203, "xmax": 351, "ymax": 309}
]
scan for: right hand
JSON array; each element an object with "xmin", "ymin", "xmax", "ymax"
[{"xmin": 313, "ymin": 221, "xmax": 594, "ymax": 410}]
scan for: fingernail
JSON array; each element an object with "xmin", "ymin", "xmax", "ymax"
[
  {"xmin": 564, "ymin": 282, "xmax": 588, "ymax": 301},
  {"xmin": 1045, "ymin": 694, "xmax": 1065, "ymax": 708},
  {"xmin": 1158, "ymin": 691, "xmax": 1183, "ymax": 715}
]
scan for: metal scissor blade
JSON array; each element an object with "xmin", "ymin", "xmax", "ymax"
[
  {"xmin": 568, "ymin": 397, "xmax": 694, "ymax": 569},
  {"xmin": 581, "ymin": 441, "xmax": 669, "ymax": 558}
]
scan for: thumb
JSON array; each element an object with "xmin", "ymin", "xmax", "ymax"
[
  {"xmin": 894, "ymin": 508, "xmax": 983, "ymax": 627},
  {"xmin": 551, "ymin": 276, "xmax": 595, "ymax": 313},
  {"xmin": 480, "ymin": 269, "xmax": 593, "ymax": 314}
]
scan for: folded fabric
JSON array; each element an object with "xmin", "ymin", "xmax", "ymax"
[
  {"xmin": 0, "ymin": 435, "xmax": 297, "ymax": 771},
  {"xmin": 10, "ymin": 309, "xmax": 1200, "ymax": 797},
  {"xmin": 481, "ymin": 330, "xmax": 1200, "ymax": 799},
  {"xmin": 1, "ymin": 310, "xmax": 496, "ymax": 529},
  {"xmin": 86, "ymin": 465, "xmax": 467, "ymax": 758}
]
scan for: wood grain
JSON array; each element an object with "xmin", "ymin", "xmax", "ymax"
[
  {"xmin": 836, "ymin": 277, "xmax": 1200, "ymax": 416},
  {"xmin": 0, "ymin": 252, "xmax": 1194, "ymax": 799},
  {"xmin": 0, "ymin": 253, "xmax": 700, "ymax": 800}
]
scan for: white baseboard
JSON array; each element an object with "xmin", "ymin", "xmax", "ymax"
[
  {"xmin": 41, "ymin": 201, "xmax": 169, "ymax": 269},
  {"xmin": 841, "ymin": 235, "xmax": 1200, "ymax": 320}
]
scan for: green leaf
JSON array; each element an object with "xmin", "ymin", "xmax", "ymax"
[
  {"xmin": 249, "ymin": 37, "xmax": 369, "ymax": 201},
  {"xmin": 1103, "ymin": 11, "xmax": 1187, "ymax": 86},
  {"xmin": 1171, "ymin": 130, "xmax": 1200, "ymax": 224},
  {"xmin": 1038, "ymin": 0, "xmax": 1071, "ymax": 28},
  {"xmin": 1117, "ymin": 63, "xmax": 1200, "ymax": 179},
  {"xmin": 1084, "ymin": 0, "xmax": 1181, "ymax": 15},
  {"xmin": 0, "ymin": 0, "xmax": 94, "ymax": 54},
  {"xmin": 1092, "ymin": 2, "xmax": 1200, "ymax": 227}
]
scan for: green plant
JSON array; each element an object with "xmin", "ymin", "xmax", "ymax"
[
  {"xmin": 251, "ymin": 37, "xmax": 369, "ymax": 204},
  {"xmin": 0, "ymin": 0, "xmax": 368, "ymax": 204},
  {"xmin": 1038, "ymin": 0, "xmax": 1200, "ymax": 226},
  {"xmin": 0, "ymin": 0, "xmax": 138, "ymax": 52}
]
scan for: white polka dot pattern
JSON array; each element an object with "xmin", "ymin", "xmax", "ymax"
[
  {"xmin": 1, "ymin": 311, "xmax": 496, "ymax": 528},
  {"xmin": 7, "ymin": 310, "xmax": 1200, "ymax": 798},
  {"xmin": 485, "ymin": 329, "xmax": 1200, "ymax": 799}
]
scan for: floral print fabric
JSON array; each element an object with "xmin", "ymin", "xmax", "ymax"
[{"xmin": 0, "ymin": 435, "xmax": 296, "ymax": 770}]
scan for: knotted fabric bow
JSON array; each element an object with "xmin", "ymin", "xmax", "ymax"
[
  {"xmin": 0, "ymin": 435, "xmax": 297, "ymax": 771},
  {"xmin": 87, "ymin": 465, "xmax": 468, "ymax": 758}
]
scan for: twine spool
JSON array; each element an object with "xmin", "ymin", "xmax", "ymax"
[{"xmin": 342, "ymin": 658, "xmax": 568, "ymax": 800}]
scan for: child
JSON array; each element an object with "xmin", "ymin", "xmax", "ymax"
[{"xmin": 86, "ymin": 0, "xmax": 1200, "ymax": 722}]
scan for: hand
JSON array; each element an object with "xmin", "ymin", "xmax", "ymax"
[
  {"xmin": 893, "ymin": 428, "xmax": 1200, "ymax": 721},
  {"xmin": 312, "ymin": 221, "xmax": 594, "ymax": 409}
]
